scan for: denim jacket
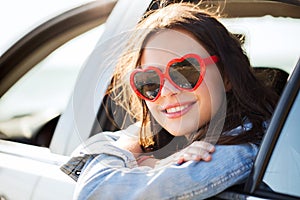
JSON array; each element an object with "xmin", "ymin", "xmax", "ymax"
[{"xmin": 61, "ymin": 123, "xmax": 259, "ymax": 200}]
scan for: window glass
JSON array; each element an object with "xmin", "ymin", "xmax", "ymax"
[
  {"xmin": 0, "ymin": 0, "xmax": 95, "ymax": 55},
  {"xmin": 263, "ymin": 91, "xmax": 300, "ymax": 197},
  {"xmin": 0, "ymin": 25, "xmax": 104, "ymax": 143}
]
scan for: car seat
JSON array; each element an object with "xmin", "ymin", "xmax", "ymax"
[{"xmin": 252, "ymin": 67, "xmax": 289, "ymax": 96}]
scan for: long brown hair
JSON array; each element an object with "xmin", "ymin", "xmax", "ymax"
[{"xmin": 109, "ymin": 2, "xmax": 278, "ymax": 155}]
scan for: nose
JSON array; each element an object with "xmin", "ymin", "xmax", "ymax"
[{"xmin": 160, "ymin": 78, "xmax": 180, "ymax": 97}]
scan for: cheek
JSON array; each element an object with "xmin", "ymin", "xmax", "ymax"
[
  {"xmin": 145, "ymin": 101, "xmax": 168, "ymax": 129},
  {"xmin": 193, "ymin": 85, "xmax": 213, "ymax": 123},
  {"xmin": 145, "ymin": 101, "xmax": 160, "ymax": 118},
  {"xmin": 197, "ymin": 68, "xmax": 226, "ymax": 118}
]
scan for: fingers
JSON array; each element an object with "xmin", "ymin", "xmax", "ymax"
[
  {"xmin": 189, "ymin": 141, "xmax": 215, "ymax": 153},
  {"xmin": 177, "ymin": 141, "xmax": 215, "ymax": 164},
  {"xmin": 184, "ymin": 149, "xmax": 211, "ymax": 161}
]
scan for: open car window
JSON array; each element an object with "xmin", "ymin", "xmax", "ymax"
[
  {"xmin": 92, "ymin": 8, "xmax": 300, "ymax": 136},
  {"xmin": 220, "ymin": 16, "xmax": 300, "ymax": 73},
  {"xmin": 0, "ymin": 25, "xmax": 104, "ymax": 146}
]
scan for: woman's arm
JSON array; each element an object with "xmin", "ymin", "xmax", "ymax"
[
  {"xmin": 113, "ymin": 124, "xmax": 216, "ymax": 167},
  {"xmin": 73, "ymin": 143, "xmax": 258, "ymax": 200}
]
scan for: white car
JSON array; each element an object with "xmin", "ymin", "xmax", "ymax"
[
  {"xmin": 0, "ymin": 0, "xmax": 116, "ymax": 199},
  {"xmin": 0, "ymin": 0, "xmax": 299, "ymax": 199}
]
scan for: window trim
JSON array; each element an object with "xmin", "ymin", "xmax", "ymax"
[{"xmin": 0, "ymin": 0, "xmax": 116, "ymax": 96}]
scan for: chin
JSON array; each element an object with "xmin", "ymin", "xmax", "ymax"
[{"xmin": 166, "ymin": 127, "xmax": 192, "ymax": 138}]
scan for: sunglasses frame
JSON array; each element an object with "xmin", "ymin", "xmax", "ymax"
[{"xmin": 130, "ymin": 53, "xmax": 219, "ymax": 101}]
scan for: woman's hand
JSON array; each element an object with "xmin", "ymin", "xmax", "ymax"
[
  {"xmin": 113, "ymin": 123, "xmax": 143, "ymax": 158},
  {"xmin": 114, "ymin": 133, "xmax": 143, "ymax": 158},
  {"xmin": 152, "ymin": 141, "xmax": 215, "ymax": 168},
  {"xmin": 177, "ymin": 141, "xmax": 215, "ymax": 164}
]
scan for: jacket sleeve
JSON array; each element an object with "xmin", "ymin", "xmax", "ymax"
[{"xmin": 73, "ymin": 143, "xmax": 258, "ymax": 200}]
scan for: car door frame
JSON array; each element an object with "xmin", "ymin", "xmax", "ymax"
[
  {"xmin": 0, "ymin": 0, "xmax": 116, "ymax": 96},
  {"xmin": 217, "ymin": 59, "xmax": 300, "ymax": 199},
  {"xmin": 50, "ymin": 0, "xmax": 153, "ymax": 155}
]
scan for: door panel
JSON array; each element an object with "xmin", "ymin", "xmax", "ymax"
[{"xmin": 0, "ymin": 140, "xmax": 74, "ymax": 200}]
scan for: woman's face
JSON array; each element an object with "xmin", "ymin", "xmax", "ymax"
[{"xmin": 140, "ymin": 29, "xmax": 226, "ymax": 138}]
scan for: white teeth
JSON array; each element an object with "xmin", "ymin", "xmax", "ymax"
[{"xmin": 166, "ymin": 105, "xmax": 189, "ymax": 113}]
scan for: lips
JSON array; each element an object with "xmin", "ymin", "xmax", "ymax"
[
  {"xmin": 162, "ymin": 102, "xmax": 196, "ymax": 118},
  {"xmin": 165, "ymin": 104, "xmax": 189, "ymax": 114}
]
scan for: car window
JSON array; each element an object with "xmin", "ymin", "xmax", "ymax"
[
  {"xmin": 93, "ymin": 16, "xmax": 299, "ymax": 135},
  {"xmin": 0, "ymin": 0, "xmax": 95, "ymax": 56},
  {"xmin": 221, "ymin": 16, "xmax": 300, "ymax": 74},
  {"xmin": 0, "ymin": 25, "xmax": 104, "ymax": 144},
  {"xmin": 263, "ymin": 90, "xmax": 300, "ymax": 197}
]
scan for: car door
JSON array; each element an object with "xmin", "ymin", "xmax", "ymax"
[
  {"xmin": 53, "ymin": 0, "xmax": 299, "ymax": 199},
  {"xmin": 0, "ymin": 1, "xmax": 116, "ymax": 199},
  {"xmin": 216, "ymin": 58, "xmax": 300, "ymax": 199},
  {"xmin": 0, "ymin": 141, "xmax": 75, "ymax": 200},
  {"xmin": 247, "ymin": 58, "xmax": 300, "ymax": 200}
]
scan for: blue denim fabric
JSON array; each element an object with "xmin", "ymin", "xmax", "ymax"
[{"xmin": 73, "ymin": 141, "xmax": 258, "ymax": 200}]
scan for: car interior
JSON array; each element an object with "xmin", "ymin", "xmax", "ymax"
[{"xmin": 0, "ymin": 0, "xmax": 298, "ymax": 149}]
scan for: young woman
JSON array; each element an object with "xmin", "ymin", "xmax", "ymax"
[{"xmin": 62, "ymin": 2, "xmax": 278, "ymax": 199}]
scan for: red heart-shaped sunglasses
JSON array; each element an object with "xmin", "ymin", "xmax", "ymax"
[{"xmin": 130, "ymin": 53, "xmax": 219, "ymax": 101}]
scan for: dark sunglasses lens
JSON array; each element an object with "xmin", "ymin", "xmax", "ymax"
[
  {"xmin": 169, "ymin": 57, "xmax": 200, "ymax": 89},
  {"xmin": 133, "ymin": 70, "xmax": 161, "ymax": 100}
]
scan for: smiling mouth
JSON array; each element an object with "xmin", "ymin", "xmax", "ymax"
[{"xmin": 165, "ymin": 104, "xmax": 190, "ymax": 114}]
